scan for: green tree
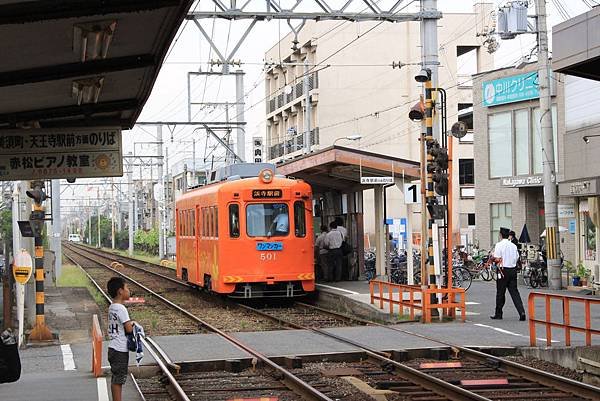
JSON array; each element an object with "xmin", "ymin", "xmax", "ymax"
[
  {"xmin": 85, "ymin": 215, "xmax": 112, "ymax": 247},
  {"xmin": 133, "ymin": 228, "xmax": 159, "ymax": 255},
  {"xmin": 0, "ymin": 208, "xmax": 13, "ymax": 246}
]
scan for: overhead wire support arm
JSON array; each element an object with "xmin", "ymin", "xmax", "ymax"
[{"xmin": 186, "ymin": 0, "xmax": 442, "ymax": 22}]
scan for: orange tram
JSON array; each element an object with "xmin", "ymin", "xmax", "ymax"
[{"xmin": 175, "ymin": 165, "xmax": 315, "ymax": 298}]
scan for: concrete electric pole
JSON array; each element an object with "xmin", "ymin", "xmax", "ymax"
[
  {"xmin": 128, "ymin": 162, "xmax": 134, "ymax": 256},
  {"xmin": 535, "ymin": 0, "xmax": 561, "ymax": 289},
  {"xmin": 157, "ymin": 125, "xmax": 165, "ymax": 260},
  {"xmin": 235, "ymin": 70, "xmax": 245, "ymax": 162},
  {"xmin": 303, "ymin": 59, "xmax": 312, "ymax": 154}
]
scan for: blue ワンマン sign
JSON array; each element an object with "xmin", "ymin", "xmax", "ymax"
[{"xmin": 482, "ymin": 72, "xmax": 539, "ymax": 107}]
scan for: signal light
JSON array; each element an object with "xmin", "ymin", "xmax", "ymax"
[
  {"xmin": 26, "ymin": 189, "xmax": 48, "ymax": 205},
  {"xmin": 408, "ymin": 99, "xmax": 425, "ymax": 121},
  {"xmin": 427, "ymin": 140, "xmax": 449, "ymax": 196}
]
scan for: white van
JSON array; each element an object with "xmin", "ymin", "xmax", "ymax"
[{"xmin": 68, "ymin": 234, "xmax": 81, "ymax": 243}]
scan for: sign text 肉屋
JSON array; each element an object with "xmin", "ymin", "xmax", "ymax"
[
  {"xmin": 361, "ymin": 176, "xmax": 394, "ymax": 185},
  {"xmin": 0, "ymin": 127, "xmax": 122, "ymax": 180},
  {"xmin": 483, "ymin": 72, "xmax": 539, "ymax": 107}
]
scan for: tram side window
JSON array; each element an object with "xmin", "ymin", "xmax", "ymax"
[
  {"xmin": 294, "ymin": 201, "xmax": 306, "ymax": 237},
  {"xmin": 208, "ymin": 207, "xmax": 213, "ymax": 238},
  {"xmin": 229, "ymin": 204, "xmax": 240, "ymax": 238},
  {"xmin": 214, "ymin": 206, "xmax": 219, "ymax": 238},
  {"xmin": 191, "ymin": 210, "xmax": 196, "ymax": 236},
  {"xmin": 182, "ymin": 210, "xmax": 187, "ymax": 236},
  {"xmin": 203, "ymin": 208, "xmax": 207, "ymax": 237}
]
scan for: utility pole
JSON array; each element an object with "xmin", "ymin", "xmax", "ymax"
[
  {"xmin": 535, "ymin": 0, "xmax": 561, "ymax": 289},
  {"xmin": 97, "ymin": 188, "xmax": 101, "ymax": 248},
  {"xmin": 192, "ymin": 138, "xmax": 196, "ymax": 186},
  {"xmin": 157, "ymin": 125, "xmax": 165, "ymax": 260},
  {"xmin": 303, "ymin": 59, "xmax": 312, "ymax": 154},
  {"xmin": 111, "ymin": 178, "xmax": 115, "ymax": 249},
  {"xmin": 235, "ymin": 70, "xmax": 245, "ymax": 162},
  {"xmin": 50, "ymin": 179, "xmax": 61, "ymax": 280},
  {"xmin": 128, "ymin": 163, "xmax": 134, "ymax": 256}
]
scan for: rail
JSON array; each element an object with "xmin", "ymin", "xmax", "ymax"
[
  {"xmin": 528, "ymin": 291, "xmax": 600, "ymax": 346},
  {"xmin": 370, "ymin": 280, "xmax": 466, "ymax": 323},
  {"xmin": 91, "ymin": 314, "xmax": 102, "ymax": 377}
]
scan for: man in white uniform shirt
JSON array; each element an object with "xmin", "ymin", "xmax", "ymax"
[
  {"xmin": 267, "ymin": 206, "xmax": 289, "ymax": 236},
  {"xmin": 491, "ymin": 228, "xmax": 526, "ymax": 321}
]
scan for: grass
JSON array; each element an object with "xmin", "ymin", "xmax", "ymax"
[
  {"xmin": 100, "ymin": 247, "xmax": 165, "ymax": 267},
  {"xmin": 58, "ymin": 262, "xmax": 109, "ymax": 306}
]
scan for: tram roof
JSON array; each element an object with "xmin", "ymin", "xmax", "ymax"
[
  {"xmin": 0, "ymin": 0, "xmax": 194, "ymax": 130},
  {"xmin": 276, "ymin": 145, "xmax": 420, "ymax": 193}
]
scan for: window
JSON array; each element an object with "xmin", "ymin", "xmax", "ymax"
[
  {"xmin": 514, "ymin": 109, "xmax": 530, "ymax": 176},
  {"xmin": 294, "ymin": 201, "xmax": 306, "ymax": 237},
  {"xmin": 458, "ymin": 159, "xmax": 474, "ymax": 185},
  {"xmin": 488, "ymin": 112, "xmax": 512, "ymax": 177},
  {"xmin": 490, "ymin": 203, "xmax": 512, "ymax": 245},
  {"xmin": 584, "ymin": 213, "xmax": 596, "ymax": 261},
  {"xmin": 202, "ymin": 208, "xmax": 207, "ymax": 237},
  {"xmin": 468, "ymin": 213, "xmax": 476, "ymax": 227},
  {"xmin": 229, "ymin": 204, "xmax": 240, "ymax": 238},
  {"xmin": 246, "ymin": 203, "xmax": 289, "ymax": 237},
  {"xmin": 208, "ymin": 207, "xmax": 213, "ymax": 237},
  {"xmin": 214, "ymin": 206, "xmax": 219, "ymax": 238}
]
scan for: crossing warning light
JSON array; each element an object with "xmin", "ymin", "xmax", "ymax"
[{"xmin": 13, "ymin": 249, "xmax": 33, "ymax": 284}]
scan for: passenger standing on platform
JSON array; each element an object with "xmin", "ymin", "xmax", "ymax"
[
  {"xmin": 107, "ymin": 277, "xmax": 135, "ymax": 401},
  {"xmin": 335, "ymin": 217, "xmax": 347, "ymax": 240},
  {"xmin": 315, "ymin": 225, "xmax": 329, "ymax": 281},
  {"xmin": 490, "ymin": 228, "xmax": 526, "ymax": 321},
  {"xmin": 325, "ymin": 221, "xmax": 344, "ymax": 281}
]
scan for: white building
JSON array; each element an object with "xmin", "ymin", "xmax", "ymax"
[{"xmin": 264, "ymin": 3, "xmax": 494, "ymax": 243}]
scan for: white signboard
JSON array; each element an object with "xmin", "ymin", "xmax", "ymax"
[
  {"xmin": 558, "ymin": 204, "xmax": 575, "ymax": 218},
  {"xmin": 403, "ymin": 183, "xmax": 421, "ymax": 204},
  {"xmin": 361, "ymin": 176, "xmax": 394, "ymax": 185},
  {"xmin": 0, "ymin": 127, "xmax": 122, "ymax": 180}
]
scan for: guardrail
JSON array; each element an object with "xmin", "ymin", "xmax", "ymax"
[
  {"xmin": 91, "ymin": 314, "xmax": 102, "ymax": 377},
  {"xmin": 528, "ymin": 291, "xmax": 600, "ymax": 346},
  {"xmin": 369, "ymin": 280, "xmax": 466, "ymax": 323}
]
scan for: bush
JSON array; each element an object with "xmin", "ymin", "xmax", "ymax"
[{"xmin": 134, "ymin": 228, "xmax": 159, "ymax": 255}]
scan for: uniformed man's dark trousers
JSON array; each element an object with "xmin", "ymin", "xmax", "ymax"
[{"xmin": 495, "ymin": 267, "xmax": 525, "ymax": 317}]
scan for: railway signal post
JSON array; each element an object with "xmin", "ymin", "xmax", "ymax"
[{"xmin": 27, "ymin": 180, "xmax": 54, "ymax": 342}]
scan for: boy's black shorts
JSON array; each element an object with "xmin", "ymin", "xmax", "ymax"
[{"xmin": 108, "ymin": 348, "xmax": 129, "ymax": 385}]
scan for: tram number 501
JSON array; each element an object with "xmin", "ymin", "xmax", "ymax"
[{"xmin": 259, "ymin": 252, "xmax": 277, "ymax": 261}]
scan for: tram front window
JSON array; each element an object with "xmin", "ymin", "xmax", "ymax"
[{"xmin": 246, "ymin": 203, "xmax": 289, "ymax": 237}]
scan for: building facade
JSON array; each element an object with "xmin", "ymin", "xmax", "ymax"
[
  {"xmin": 264, "ymin": 3, "xmax": 495, "ymax": 242},
  {"xmin": 473, "ymin": 63, "xmax": 575, "ymax": 263},
  {"xmin": 553, "ymin": 6, "xmax": 600, "ymax": 284}
]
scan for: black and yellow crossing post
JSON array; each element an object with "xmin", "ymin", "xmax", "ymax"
[{"xmin": 27, "ymin": 180, "xmax": 53, "ymax": 341}]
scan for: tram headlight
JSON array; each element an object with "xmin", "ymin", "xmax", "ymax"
[{"xmin": 259, "ymin": 169, "xmax": 274, "ymax": 183}]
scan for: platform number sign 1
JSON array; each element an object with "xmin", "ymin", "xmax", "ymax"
[{"xmin": 403, "ymin": 183, "xmax": 421, "ymax": 204}]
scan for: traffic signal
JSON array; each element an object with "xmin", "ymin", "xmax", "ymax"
[{"xmin": 427, "ymin": 140, "xmax": 449, "ymax": 196}]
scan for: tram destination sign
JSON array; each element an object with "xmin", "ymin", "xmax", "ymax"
[
  {"xmin": 252, "ymin": 189, "xmax": 282, "ymax": 199},
  {"xmin": 0, "ymin": 127, "xmax": 122, "ymax": 180}
]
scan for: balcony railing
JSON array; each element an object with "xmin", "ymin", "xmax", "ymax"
[
  {"xmin": 267, "ymin": 72, "xmax": 319, "ymax": 114},
  {"xmin": 269, "ymin": 128, "xmax": 319, "ymax": 159}
]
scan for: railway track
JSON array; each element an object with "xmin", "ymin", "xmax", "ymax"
[{"xmin": 64, "ymin": 243, "xmax": 600, "ymax": 401}]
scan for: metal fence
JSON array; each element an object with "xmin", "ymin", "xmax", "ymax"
[{"xmin": 267, "ymin": 72, "xmax": 318, "ymax": 114}]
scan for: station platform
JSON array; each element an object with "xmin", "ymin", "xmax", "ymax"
[{"xmin": 316, "ymin": 279, "xmax": 600, "ymax": 347}]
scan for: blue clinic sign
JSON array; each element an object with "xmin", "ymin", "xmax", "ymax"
[{"xmin": 482, "ymin": 72, "xmax": 539, "ymax": 107}]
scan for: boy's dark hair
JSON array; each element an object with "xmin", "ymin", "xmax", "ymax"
[
  {"xmin": 107, "ymin": 277, "xmax": 126, "ymax": 298},
  {"xmin": 499, "ymin": 227, "xmax": 510, "ymax": 239},
  {"xmin": 329, "ymin": 221, "xmax": 338, "ymax": 229}
]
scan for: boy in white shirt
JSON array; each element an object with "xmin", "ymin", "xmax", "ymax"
[{"xmin": 107, "ymin": 277, "xmax": 135, "ymax": 401}]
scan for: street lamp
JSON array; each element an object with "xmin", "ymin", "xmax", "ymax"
[
  {"xmin": 582, "ymin": 134, "xmax": 600, "ymax": 143},
  {"xmin": 333, "ymin": 134, "xmax": 362, "ymax": 145}
]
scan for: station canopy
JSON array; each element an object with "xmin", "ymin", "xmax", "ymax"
[
  {"xmin": 0, "ymin": 0, "xmax": 194, "ymax": 130},
  {"xmin": 276, "ymin": 145, "xmax": 420, "ymax": 193}
]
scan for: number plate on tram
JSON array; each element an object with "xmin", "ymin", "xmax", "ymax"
[{"xmin": 256, "ymin": 242, "xmax": 283, "ymax": 251}]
